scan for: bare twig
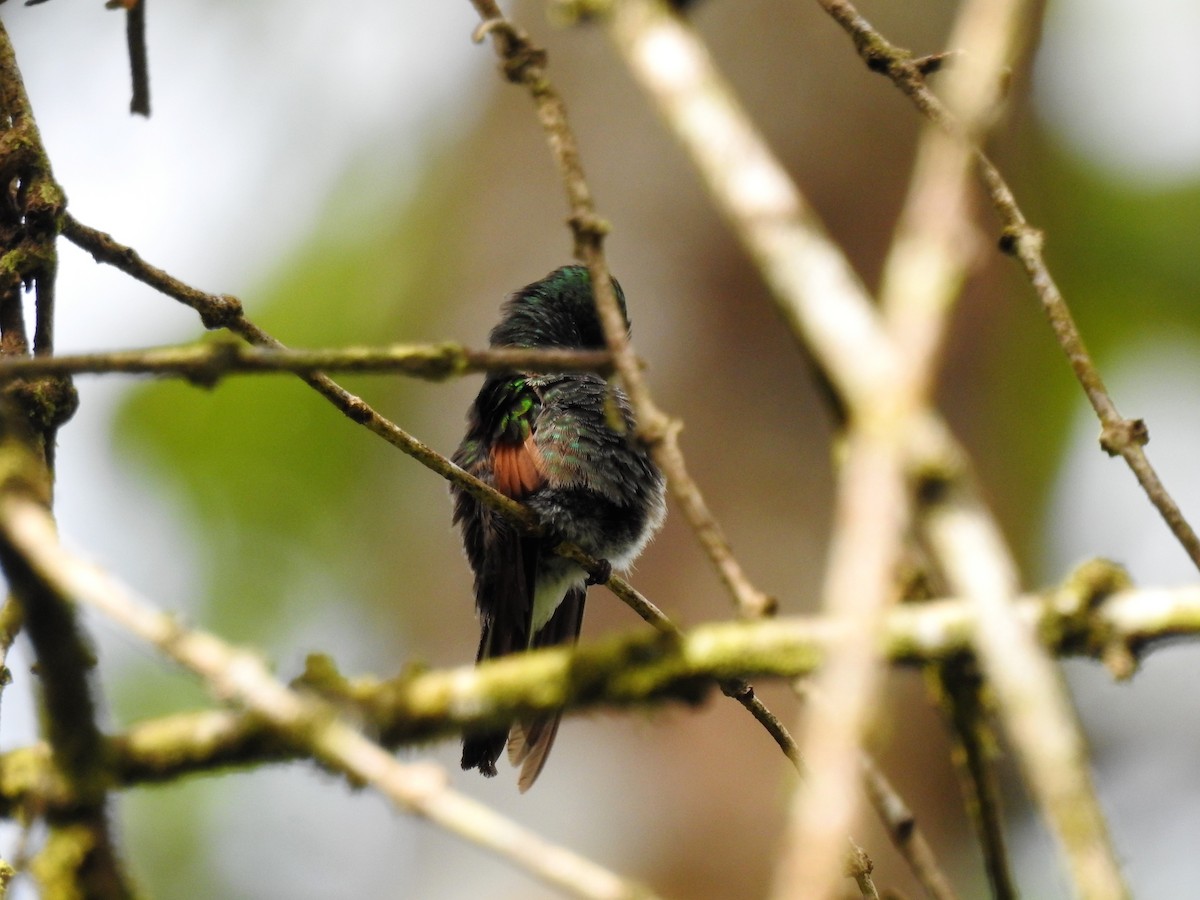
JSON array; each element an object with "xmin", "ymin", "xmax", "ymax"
[
  {"xmin": 816, "ymin": 0, "xmax": 1200, "ymax": 573},
  {"xmin": 122, "ymin": 0, "xmax": 150, "ymax": 116},
  {"xmin": 859, "ymin": 752, "xmax": 957, "ymax": 900},
  {"xmin": 605, "ymin": 4, "xmax": 959, "ymax": 895},
  {"xmin": 922, "ymin": 477, "xmax": 1127, "ymax": 898},
  {"xmin": 59, "ymin": 213, "xmax": 537, "ymax": 531},
  {"xmin": 0, "ymin": 493, "xmax": 658, "ymax": 900},
  {"xmin": 0, "ymin": 340, "xmax": 616, "ymax": 382},
  {"xmin": 875, "ymin": 0, "xmax": 1034, "ymax": 889},
  {"xmin": 0, "ymin": 21, "xmax": 131, "ymax": 899},
  {"xmin": 471, "ymin": 0, "xmax": 774, "ymax": 620},
  {"xmin": 932, "ymin": 660, "xmax": 1016, "ymax": 899}
]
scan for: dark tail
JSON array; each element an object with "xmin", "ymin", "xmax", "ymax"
[
  {"xmin": 461, "ymin": 616, "xmax": 517, "ymax": 778},
  {"xmin": 460, "ymin": 527, "xmax": 537, "ymax": 778},
  {"xmin": 506, "ymin": 585, "xmax": 586, "ymax": 792}
]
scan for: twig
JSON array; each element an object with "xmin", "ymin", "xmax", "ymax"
[
  {"xmin": 0, "ymin": 21, "xmax": 131, "ymax": 899},
  {"xmin": 859, "ymin": 752, "xmax": 957, "ymax": 900},
  {"xmin": 769, "ymin": 429, "xmax": 909, "ymax": 900},
  {"xmin": 931, "ymin": 660, "xmax": 1016, "ymax": 899},
  {"xmin": 922, "ymin": 478, "xmax": 1128, "ymax": 898},
  {"xmin": 59, "ymin": 213, "xmax": 536, "ymax": 531},
  {"xmin": 603, "ymin": 5, "xmax": 962, "ymax": 895},
  {"xmin": 0, "ymin": 340, "xmax": 616, "ymax": 382},
  {"xmin": 0, "ymin": 492, "xmax": 658, "ymax": 900},
  {"xmin": 122, "ymin": 0, "xmax": 150, "ymax": 116},
  {"xmin": 470, "ymin": 0, "xmax": 774, "ymax": 620},
  {"xmin": 875, "ymin": 0, "xmax": 1034, "ymax": 890},
  {"xmin": 816, "ymin": 0, "xmax": 1200, "ymax": 573},
  {"xmin": 469, "ymin": 4, "xmax": 860, "ymax": 884}
]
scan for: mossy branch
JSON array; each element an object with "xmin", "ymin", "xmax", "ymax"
[
  {"xmin": 0, "ymin": 339, "xmax": 615, "ymax": 384},
  {"xmin": 0, "ymin": 559, "xmax": 1191, "ymax": 816}
]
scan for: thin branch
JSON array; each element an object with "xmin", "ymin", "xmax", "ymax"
[
  {"xmin": 0, "ymin": 21, "xmax": 131, "ymax": 899},
  {"xmin": 471, "ymin": 0, "xmax": 774, "ymax": 620},
  {"xmin": 931, "ymin": 660, "xmax": 1016, "ymax": 899},
  {"xmin": 859, "ymin": 752, "xmax": 957, "ymax": 900},
  {"xmin": 122, "ymin": 0, "xmax": 150, "ymax": 116},
  {"xmin": 769, "ymin": 429, "xmax": 910, "ymax": 900},
  {"xmin": 875, "ymin": 0, "xmax": 1034, "ymax": 890},
  {"xmin": 59, "ymin": 213, "xmax": 537, "ymax": 532},
  {"xmin": 603, "ymin": 5, "xmax": 964, "ymax": 895},
  {"xmin": 0, "ymin": 340, "xmax": 616, "ymax": 382},
  {"xmin": 815, "ymin": 0, "xmax": 1200, "ymax": 573},
  {"xmin": 922, "ymin": 478, "xmax": 1128, "ymax": 898},
  {"xmin": 468, "ymin": 6, "xmax": 859, "ymax": 884},
  {"xmin": 0, "ymin": 492, "xmax": 658, "ymax": 900}
]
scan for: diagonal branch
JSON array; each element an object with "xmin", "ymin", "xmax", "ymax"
[
  {"xmin": 876, "ymin": 0, "xmax": 1036, "ymax": 891},
  {"xmin": 470, "ymin": 0, "xmax": 774, "ymax": 620},
  {"xmin": 816, "ymin": 0, "xmax": 1200, "ymax": 574},
  {"xmin": 0, "ymin": 490, "xmax": 658, "ymax": 900},
  {"xmin": 61, "ymin": 206, "xmax": 804, "ymax": 825}
]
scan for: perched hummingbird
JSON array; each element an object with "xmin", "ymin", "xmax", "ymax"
[{"xmin": 451, "ymin": 265, "xmax": 666, "ymax": 791}]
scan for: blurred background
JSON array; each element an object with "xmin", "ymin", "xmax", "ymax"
[{"xmin": 2, "ymin": 0, "xmax": 1199, "ymax": 897}]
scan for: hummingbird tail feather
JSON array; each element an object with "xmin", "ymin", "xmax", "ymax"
[
  {"xmin": 507, "ymin": 584, "xmax": 587, "ymax": 791},
  {"xmin": 461, "ymin": 732, "xmax": 506, "ymax": 776}
]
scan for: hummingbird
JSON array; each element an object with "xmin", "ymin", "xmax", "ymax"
[{"xmin": 451, "ymin": 265, "xmax": 666, "ymax": 791}]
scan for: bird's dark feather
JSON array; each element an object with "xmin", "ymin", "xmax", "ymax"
[{"xmin": 452, "ymin": 266, "xmax": 664, "ymax": 788}]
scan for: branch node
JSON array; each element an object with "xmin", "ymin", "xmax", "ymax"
[
  {"xmin": 1102, "ymin": 639, "xmax": 1138, "ymax": 681},
  {"xmin": 911, "ymin": 49, "xmax": 962, "ymax": 76},
  {"xmin": 719, "ymin": 678, "xmax": 753, "ymax": 702},
  {"xmin": 1099, "ymin": 418, "xmax": 1148, "ymax": 456},
  {"xmin": 197, "ymin": 294, "xmax": 243, "ymax": 331},
  {"xmin": 186, "ymin": 340, "xmax": 240, "ymax": 389},
  {"xmin": 471, "ymin": 16, "xmax": 510, "ymax": 44},
  {"xmin": 503, "ymin": 44, "xmax": 549, "ymax": 85},
  {"xmin": 341, "ymin": 396, "xmax": 373, "ymax": 425},
  {"xmin": 472, "ymin": 16, "xmax": 547, "ymax": 85},
  {"xmin": 4, "ymin": 375, "xmax": 78, "ymax": 435},
  {"xmin": 568, "ymin": 211, "xmax": 610, "ymax": 243},
  {"xmin": 997, "ymin": 223, "xmax": 1040, "ymax": 257}
]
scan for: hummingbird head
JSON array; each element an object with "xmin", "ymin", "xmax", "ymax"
[{"xmin": 489, "ymin": 265, "xmax": 629, "ymax": 350}]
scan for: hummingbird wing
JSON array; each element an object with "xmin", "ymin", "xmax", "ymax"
[{"xmin": 453, "ymin": 377, "xmax": 548, "ymax": 777}]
